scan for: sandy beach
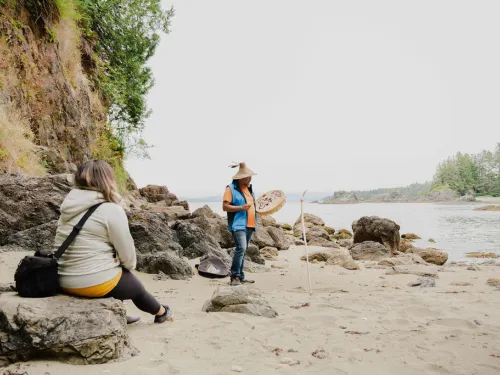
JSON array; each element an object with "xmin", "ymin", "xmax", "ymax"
[{"xmin": 1, "ymin": 246, "xmax": 500, "ymax": 375}]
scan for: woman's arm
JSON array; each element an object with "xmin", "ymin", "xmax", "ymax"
[{"xmin": 106, "ymin": 206, "xmax": 137, "ymax": 270}]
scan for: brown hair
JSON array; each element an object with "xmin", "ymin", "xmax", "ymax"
[{"xmin": 75, "ymin": 160, "xmax": 119, "ymax": 203}]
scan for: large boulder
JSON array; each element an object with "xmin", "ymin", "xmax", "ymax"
[
  {"xmin": 173, "ymin": 220, "xmax": 220, "ymax": 258},
  {"xmin": 294, "ymin": 213, "xmax": 325, "ymax": 228},
  {"xmin": 3, "ymin": 220, "xmax": 57, "ymax": 250},
  {"xmin": 127, "ymin": 210, "xmax": 182, "ymax": 254},
  {"xmin": 173, "ymin": 220, "xmax": 233, "ymax": 269},
  {"xmin": 407, "ymin": 248, "xmax": 448, "ymax": 265},
  {"xmin": 127, "ymin": 210, "xmax": 193, "ymax": 279},
  {"xmin": 0, "ymin": 174, "xmax": 73, "ymax": 244},
  {"xmin": 266, "ymin": 226, "xmax": 290, "ymax": 250},
  {"xmin": 0, "ymin": 293, "xmax": 136, "ymax": 365},
  {"xmin": 139, "ymin": 185, "xmax": 169, "ymax": 203},
  {"xmin": 259, "ymin": 215, "xmax": 280, "ymax": 228},
  {"xmin": 136, "ymin": 252, "xmax": 193, "ymax": 280},
  {"xmin": 228, "ymin": 244, "xmax": 265, "ymax": 265},
  {"xmin": 202, "ymin": 285, "xmax": 277, "ymax": 318},
  {"xmin": 190, "ymin": 206, "xmax": 233, "ymax": 249},
  {"xmin": 352, "ymin": 216, "xmax": 400, "ymax": 255},
  {"xmin": 252, "ymin": 226, "xmax": 275, "ymax": 249},
  {"xmin": 350, "ymin": 241, "xmax": 389, "ymax": 261}
]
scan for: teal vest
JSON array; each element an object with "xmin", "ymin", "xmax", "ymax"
[{"xmin": 226, "ymin": 182, "xmax": 257, "ymax": 232}]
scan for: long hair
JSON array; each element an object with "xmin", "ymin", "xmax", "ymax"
[{"xmin": 75, "ymin": 160, "xmax": 119, "ymax": 204}]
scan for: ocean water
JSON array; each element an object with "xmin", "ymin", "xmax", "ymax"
[{"xmin": 187, "ymin": 201, "xmax": 500, "ymax": 262}]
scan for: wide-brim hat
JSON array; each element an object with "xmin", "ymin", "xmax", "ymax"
[{"xmin": 230, "ymin": 162, "xmax": 257, "ymax": 180}]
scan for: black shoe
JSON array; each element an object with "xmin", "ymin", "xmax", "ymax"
[
  {"xmin": 154, "ymin": 305, "xmax": 173, "ymax": 324},
  {"xmin": 127, "ymin": 316, "xmax": 141, "ymax": 325}
]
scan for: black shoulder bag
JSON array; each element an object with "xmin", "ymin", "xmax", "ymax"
[{"xmin": 14, "ymin": 203, "xmax": 104, "ymax": 298}]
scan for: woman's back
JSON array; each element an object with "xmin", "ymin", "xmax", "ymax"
[{"xmin": 55, "ymin": 188, "xmax": 136, "ymax": 289}]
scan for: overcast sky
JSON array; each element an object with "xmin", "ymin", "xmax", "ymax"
[{"xmin": 125, "ymin": 0, "xmax": 500, "ymax": 198}]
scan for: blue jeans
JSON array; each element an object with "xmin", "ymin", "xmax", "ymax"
[{"xmin": 230, "ymin": 229, "xmax": 254, "ymax": 280}]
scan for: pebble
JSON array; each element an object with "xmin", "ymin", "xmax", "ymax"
[{"xmin": 231, "ymin": 365, "xmax": 243, "ymax": 372}]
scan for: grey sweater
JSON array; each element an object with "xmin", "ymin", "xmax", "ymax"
[{"xmin": 55, "ymin": 189, "xmax": 137, "ymax": 289}]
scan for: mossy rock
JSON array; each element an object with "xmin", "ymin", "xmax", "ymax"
[
  {"xmin": 401, "ymin": 233, "xmax": 421, "ymax": 240},
  {"xmin": 281, "ymin": 224, "xmax": 293, "ymax": 231},
  {"xmin": 399, "ymin": 239, "xmax": 414, "ymax": 253},
  {"xmin": 324, "ymin": 226, "xmax": 336, "ymax": 235},
  {"xmin": 333, "ymin": 228, "xmax": 353, "ymax": 240}
]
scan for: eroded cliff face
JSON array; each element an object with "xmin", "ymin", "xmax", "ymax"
[{"xmin": 0, "ymin": 0, "xmax": 106, "ymax": 169}]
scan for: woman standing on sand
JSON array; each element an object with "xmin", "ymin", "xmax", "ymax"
[{"xmin": 54, "ymin": 159, "xmax": 173, "ymax": 324}]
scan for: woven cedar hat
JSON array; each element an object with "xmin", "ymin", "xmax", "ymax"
[{"xmin": 229, "ymin": 162, "xmax": 257, "ymax": 180}]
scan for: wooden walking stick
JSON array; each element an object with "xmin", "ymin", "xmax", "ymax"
[{"xmin": 300, "ymin": 190, "xmax": 312, "ymax": 296}]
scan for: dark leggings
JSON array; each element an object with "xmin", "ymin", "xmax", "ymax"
[{"xmin": 104, "ymin": 268, "xmax": 161, "ymax": 315}]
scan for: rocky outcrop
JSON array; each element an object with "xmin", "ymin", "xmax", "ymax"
[
  {"xmin": 202, "ymin": 286, "xmax": 278, "ymax": 318},
  {"xmin": 352, "ymin": 216, "xmax": 400, "ymax": 256},
  {"xmin": 325, "ymin": 191, "xmax": 358, "ymax": 203},
  {"xmin": 0, "ymin": 293, "xmax": 136, "ymax": 366},
  {"xmin": 0, "ymin": 173, "xmax": 73, "ymax": 244},
  {"xmin": 350, "ymin": 241, "xmax": 389, "ymax": 261}
]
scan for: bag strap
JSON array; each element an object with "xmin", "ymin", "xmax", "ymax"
[{"xmin": 54, "ymin": 203, "xmax": 104, "ymax": 259}]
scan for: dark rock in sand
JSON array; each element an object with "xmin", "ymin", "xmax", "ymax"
[
  {"xmin": 0, "ymin": 293, "xmax": 137, "ymax": 365},
  {"xmin": 352, "ymin": 216, "xmax": 400, "ymax": 255}
]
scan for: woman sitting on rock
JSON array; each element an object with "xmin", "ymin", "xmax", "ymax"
[{"xmin": 55, "ymin": 159, "xmax": 172, "ymax": 324}]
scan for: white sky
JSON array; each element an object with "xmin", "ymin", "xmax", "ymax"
[{"xmin": 125, "ymin": 0, "xmax": 500, "ymax": 198}]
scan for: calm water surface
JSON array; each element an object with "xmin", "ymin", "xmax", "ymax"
[{"xmin": 188, "ymin": 201, "xmax": 500, "ymax": 262}]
